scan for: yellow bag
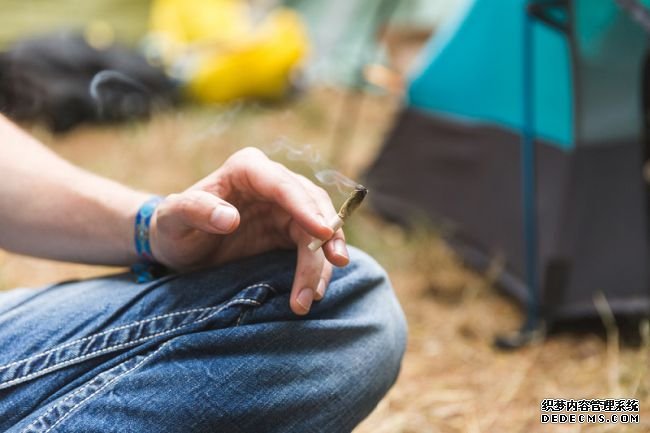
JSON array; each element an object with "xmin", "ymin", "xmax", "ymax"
[{"xmin": 148, "ymin": 0, "xmax": 308, "ymax": 103}]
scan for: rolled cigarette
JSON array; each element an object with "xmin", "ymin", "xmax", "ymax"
[
  {"xmin": 308, "ymin": 185, "xmax": 368, "ymax": 252},
  {"xmin": 308, "ymin": 215, "xmax": 344, "ymax": 251}
]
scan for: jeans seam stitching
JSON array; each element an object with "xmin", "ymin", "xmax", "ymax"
[
  {"xmin": 236, "ymin": 312, "xmax": 243, "ymax": 326},
  {"xmin": 0, "ymin": 308, "xmax": 207, "ymax": 371},
  {"xmin": 19, "ymin": 350, "xmax": 150, "ymax": 433},
  {"xmin": 0, "ymin": 282, "xmax": 274, "ymax": 371},
  {"xmin": 0, "ymin": 298, "xmax": 262, "ymax": 389},
  {"xmin": 28, "ymin": 341, "xmax": 170, "ymax": 433}
]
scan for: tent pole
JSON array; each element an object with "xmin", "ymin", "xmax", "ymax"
[
  {"xmin": 495, "ymin": 1, "xmax": 545, "ymax": 349},
  {"xmin": 521, "ymin": 1, "xmax": 540, "ymax": 332}
]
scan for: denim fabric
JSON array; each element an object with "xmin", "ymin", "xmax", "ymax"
[{"xmin": 0, "ymin": 247, "xmax": 407, "ymax": 433}]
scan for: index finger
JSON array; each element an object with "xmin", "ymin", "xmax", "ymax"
[{"xmin": 199, "ymin": 147, "xmax": 337, "ymax": 240}]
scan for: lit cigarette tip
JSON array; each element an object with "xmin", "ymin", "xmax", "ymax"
[{"xmin": 308, "ymin": 185, "xmax": 368, "ymax": 252}]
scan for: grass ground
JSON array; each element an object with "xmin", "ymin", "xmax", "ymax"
[{"xmin": 1, "ymin": 88, "xmax": 649, "ymax": 432}]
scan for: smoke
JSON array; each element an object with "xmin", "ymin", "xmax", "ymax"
[
  {"xmin": 263, "ymin": 136, "xmax": 360, "ymax": 195},
  {"xmin": 89, "ymin": 70, "xmax": 153, "ymax": 120},
  {"xmin": 175, "ymin": 107, "xmax": 360, "ymax": 196},
  {"xmin": 264, "ymin": 136, "xmax": 319, "ymax": 165},
  {"xmin": 200, "ymin": 100, "xmax": 245, "ymax": 137},
  {"xmin": 314, "ymin": 169, "xmax": 359, "ymax": 193},
  {"xmin": 88, "ymin": 73, "xmax": 360, "ymax": 196},
  {"xmin": 182, "ymin": 100, "xmax": 246, "ymax": 146}
]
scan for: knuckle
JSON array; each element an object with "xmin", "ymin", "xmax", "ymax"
[
  {"xmin": 315, "ymin": 185, "xmax": 331, "ymax": 202},
  {"xmin": 177, "ymin": 197, "xmax": 192, "ymax": 218},
  {"xmin": 166, "ymin": 193, "xmax": 182, "ymax": 202},
  {"xmin": 225, "ymin": 147, "xmax": 268, "ymax": 172},
  {"xmin": 288, "ymin": 220, "xmax": 308, "ymax": 242},
  {"xmin": 300, "ymin": 259, "xmax": 323, "ymax": 280},
  {"xmin": 272, "ymin": 161, "xmax": 297, "ymax": 181},
  {"xmin": 236, "ymin": 146, "xmax": 266, "ymax": 161},
  {"xmin": 168, "ymin": 193, "xmax": 194, "ymax": 220},
  {"xmin": 164, "ymin": 193, "xmax": 184, "ymax": 211},
  {"xmin": 184, "ymin": 190, "xmax": 205, "ymax": 201},
  {"xmin": 273, "ymin": 160, "xmax": 290, "ymax": 173},
  {"xmin": 271, "ymin": 182, "xmax": 294, "ymax": 206},
  {"xmin": 157, "ymin": 194, "xmax": 184, "ymax": 223}
]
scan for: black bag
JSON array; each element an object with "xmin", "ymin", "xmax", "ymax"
[{"xmin": 0, "ymin": 32, "xmax": 178, "ymax": 132}]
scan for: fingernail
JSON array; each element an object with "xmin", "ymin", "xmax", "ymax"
[
  {"xmin": 210, "ymin": 205, "xmax": 237, "ymax": 232},
  {"xmin": 316, "ymin": 278, "xmax": 327, "ymax": 299},
  {"xmin": 296, "ymin": 287, "xmax": 314, "ymax": 312},
  {"xmin": 334, "ymin": 239, "xmax": 348, "ymax": 258}
]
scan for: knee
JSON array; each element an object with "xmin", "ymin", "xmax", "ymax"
[
  {"xmin": 329, "ymin": 246, "xmax": 408, "ymax": 347},
  {"xmin": 315, "ymin": 247, "xmax": 407, "ymax": 429},
  {"xmin": 112, "ymin": 248, "xmax": 408, "ymax": 433}
]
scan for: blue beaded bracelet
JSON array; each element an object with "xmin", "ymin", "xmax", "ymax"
[{"xmin": 132, "ymin": 196, "xmax": 164, "ymax": 283}]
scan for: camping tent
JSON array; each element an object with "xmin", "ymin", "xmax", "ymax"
[{"xmin": 366, "ymin": 0, "xmax": 650, "ymax": 326}]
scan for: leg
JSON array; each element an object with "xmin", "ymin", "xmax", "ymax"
[{"xmin": 0, "ymin": 247, "xmax": 407, "ymax": 433}]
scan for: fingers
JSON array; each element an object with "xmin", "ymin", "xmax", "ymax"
[
  {"xmin": 158, "ymin": 190, "xmax": 240, "ymax": 235},
  {"xmin": 289, "ymin": 221, "xmax": 325, "ymax": 315},
  {"xmin": 210, "ymin": 148, "xmax": 338, "ymax": 241},
  {"xmin": 323, "ymin": 228, "xmax": 349, "ymax": 267},
  {"xmin": 314, "ymin": 261, "xmax": 332, "ymax": 301},
  {"xmin": 294, "ymin": 174, "xmax": 350, "ymax": 266},
  {"xmin": 183, "ymin": 147, "xmax": 351, "ymax": 316}
]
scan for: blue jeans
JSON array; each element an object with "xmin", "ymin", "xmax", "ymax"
[{"xmin": 0, "ymin": 247, "xmax": 406, "ymax": 433}]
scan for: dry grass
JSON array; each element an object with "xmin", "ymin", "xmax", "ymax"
[{"xmin": 1, "ymin": 88, "xmax": 649, "ymax": 432}]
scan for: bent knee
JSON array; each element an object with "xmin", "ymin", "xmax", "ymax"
[
  {"xmin": 329, "ymin": 246, "xmax": 407, "ymax": 357},
  {"xmin": 328, "ymin": 246, "xmax": 407, "ymax": 338},
  {"xmin": 313, "ymin": 247, "xmax": 407, "ymax": 430}
]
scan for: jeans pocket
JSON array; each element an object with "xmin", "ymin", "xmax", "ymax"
[{"xmin": 0, "ymin": 282, "xmax": 276, "ymax": 391}]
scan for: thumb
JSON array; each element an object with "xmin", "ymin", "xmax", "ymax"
[{"xmin": 162, "ymin": 190, "xmax": 240, "ymax": 235}]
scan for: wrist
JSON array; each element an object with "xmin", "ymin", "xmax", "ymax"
[
  {"xmin": 133, "ymin": 196, "xmax": 163, "ymax": 262},
  {"xmin": 146, "ymin": 207, "xmax": 170, "ymax": 270},
  {"xmin": 122, "ymin": 192, "xmax": 154, "ymax": 264},
  {"xmin": 130, "ymin": 195, "xmax": 166, "ymax": 282}
]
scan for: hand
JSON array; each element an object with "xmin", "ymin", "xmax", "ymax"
[{"xmin": 149, "ymin": 147, "xmax": 349, "ymax": 315}]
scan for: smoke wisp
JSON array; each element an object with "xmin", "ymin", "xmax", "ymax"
[{"xmin": 264, "ymin": 136, "xmax": 360, "ymax": 195}]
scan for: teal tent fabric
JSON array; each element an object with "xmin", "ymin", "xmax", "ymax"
[
  {"xmin": 406, "ymin": 0, "xmax": 649, "ymax": 151},
  {"xmin": 407, "ymin": 0, "xmax": 574, "ymax": 150}
]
